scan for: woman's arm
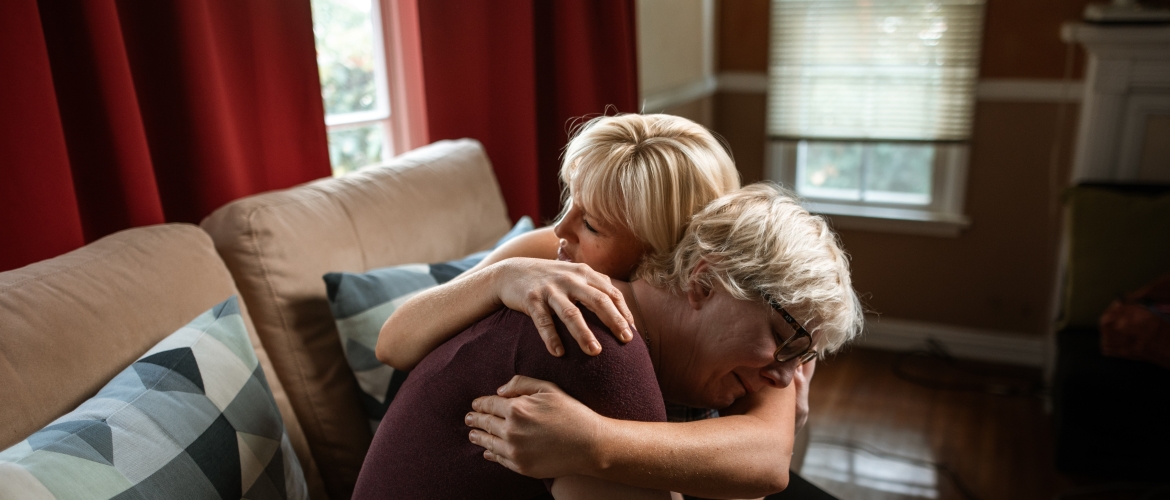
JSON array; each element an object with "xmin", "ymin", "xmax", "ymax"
[
  {"xmin": 551, "ymin": 475, "xmax": 675, "ymax": 500},
  {"xmin": 466, "ymin": 376, "xmax": 794, "ymax": 499},
  {"xmin": 376, "ymin": 228, "xmax": 636, "ymax": 371}
]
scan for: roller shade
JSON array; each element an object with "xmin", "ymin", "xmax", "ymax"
[{"xmin": 768, "ymin": 0, "xmax": 985, "ymax": 141}]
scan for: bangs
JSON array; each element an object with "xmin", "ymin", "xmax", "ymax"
[{"xmin": 563, "ymin": 148, "xmax": 634, "ymax": 231}]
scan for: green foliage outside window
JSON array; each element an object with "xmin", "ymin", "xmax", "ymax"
[
  {"xmin": 311, "ymin": 0, "xmax": 386, "ymax": 175},
  {"xmin": 312, "ymin": 0, "xmax": 377, "ymax": 116}
]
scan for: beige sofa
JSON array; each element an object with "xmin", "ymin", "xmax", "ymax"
[{"xmin": 0, "ymin": 139, "xmax": 512, "ymax": 499}]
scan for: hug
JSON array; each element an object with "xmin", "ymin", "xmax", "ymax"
[{"xmin": 354, "ymin": 114, "xmax": 863, "ymax": 499}]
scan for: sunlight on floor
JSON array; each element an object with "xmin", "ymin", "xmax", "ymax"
[{"xmin": 800, "ymin": 440, "xmax": 939, "ymax": 499}]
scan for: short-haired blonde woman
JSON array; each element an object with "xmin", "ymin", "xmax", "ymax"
[
  {"xmin": 378, "ymin": 113, "xmax": 739, "ymax": 367},
  {"xmin": 375, "ymin": 114, "xmax": 857, "ymax": 497}
]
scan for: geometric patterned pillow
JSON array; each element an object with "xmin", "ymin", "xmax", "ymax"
[
  {"xmin": 0, "ymin": 296, "xmax": 307, "ymax": 500},
  {"xmin": 324, "ymin": 216, "xmax": 534, "ymax": 430}
]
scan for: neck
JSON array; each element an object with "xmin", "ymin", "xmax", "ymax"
[{"xmin": 613, "ymin": 279, "xmax": 683, "ymax": 383}]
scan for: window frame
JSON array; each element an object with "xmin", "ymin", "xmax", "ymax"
[{"xmin": 768, "ymin": 139, "xmax": 971, "ymax": 237}]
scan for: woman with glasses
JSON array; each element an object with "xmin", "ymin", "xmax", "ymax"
[
  {"xmin": 358, "ymin": 184, "xmax": 863, "ymax": 499},
  {"xmin": 465, "ymin": 183, "xmax": 859, "ymax": 499}
]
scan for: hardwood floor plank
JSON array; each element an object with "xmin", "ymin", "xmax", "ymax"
[{"xmin": 795, "ymin": 348, "xmax": 1159, "ymax": 500}]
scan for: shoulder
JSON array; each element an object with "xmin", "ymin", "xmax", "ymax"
[
  {"xmin": 515, "ymin": 308, "xmax": 666, "ymax": 423},
  {"xmin": 478, "ymin": 227, "xmax": 558, "ymax": 267}
]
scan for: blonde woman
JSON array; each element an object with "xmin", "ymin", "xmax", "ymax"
[{"xmin": 376, "ymin": 115, "xmax": 840, "ymax": 497}]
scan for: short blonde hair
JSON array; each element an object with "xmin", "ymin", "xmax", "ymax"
[
  {"xmin": 559, "ymin": 114, "xmax": 740, "ymax": 274},
  {"xmin": 641, "ymin": 183, "xmax": 864, "ymax": 354}
]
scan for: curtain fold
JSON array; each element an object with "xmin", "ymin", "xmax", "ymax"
[
  {"xmin": 417, "ymin": 0, "xmax": 639, "ymax": 223},
  {"xmin": 0, "ymin": 0, "xmax": 86, "ymax": 271},
  {"xmin": 0, "ymin": 0, "xmax": 331, "ymax": 272}
]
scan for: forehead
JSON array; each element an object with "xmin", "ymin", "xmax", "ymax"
[{"xmin": 568, "ymin": 180, "xmax": 627, "ymax": 227}]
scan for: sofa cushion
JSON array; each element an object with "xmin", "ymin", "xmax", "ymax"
[
  {"xmin": 0, "ymin": 296, "xmax": 308, "ymax": 499},
  {"xmin": 201, "ymin": 139, "xmax": 513, "ymax": 499},
  {"xmin": 324, "ymin": 217, "xmax": 533, "ymax": 427},
  {"xmin": 0, "ymin": 224, "xmax": 323, "ymax": 498}
]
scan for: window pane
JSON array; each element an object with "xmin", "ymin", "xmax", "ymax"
[
  {"xmin": 864, "ymin": 143, "xmax": 934, "ymax": 205},
  {"xmin": 311, "ymin": 0, "xmax": 378, "ymax": 116},
  {"xmin": 797, "ymin": 141, "xmax": 863, "ymax": 200},
  {"xmin": 327, "ymin": 123, "xmax": 385, "ymax": 176}
]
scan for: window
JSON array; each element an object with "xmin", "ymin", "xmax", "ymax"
[
  {"xmin": 766, "ymin": 0, "xmax": 985, "ymax": 236},
  {"xmin": 311, "ymin": 0, "xmax": 394, "ymax": 177}
]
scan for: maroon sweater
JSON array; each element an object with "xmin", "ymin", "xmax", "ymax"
[{"xmin": 353, "ymin": 308, "xmax": 666, "ymax": 500}]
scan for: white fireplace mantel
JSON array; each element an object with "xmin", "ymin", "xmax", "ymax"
[{"xmin": 1062, "ymin": 23, "xmax": 1170, "ymax": 183}]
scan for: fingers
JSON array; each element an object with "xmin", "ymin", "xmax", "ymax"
[
  {"xmin": 509, "ymin": 260, "xmax": 638, "ymax": 356},
  {"xmin": 492, "ymin": 375, "xmax": 562, "ymax": 398},
  {"xmin": 581, "ymin": 285, "xmax": 634, "ymax": 345},
  {"xmin": 547, "ymin": 294, "xmax": 601, "ymax": 355},
  {"xmin": 526, "ymin": 300, "xmax": 565, "ymax": 357},
  {"xmin": 482, "ymin": 448, "xmax": 522, "ymax": 475},
  {"xmin": 574, "ymin": 265, "xmax": 635, "ymax": 343},
  {"xmin": 468, "ymin": 429, "xmax": 512, "ymax": 461},
  {"xmin": 465, "ymin": 410, "xmax": 507, "ymax": 435},
  {"xmin": 471, "ymin": 394, "xmax": 505, "ymax": 417}
]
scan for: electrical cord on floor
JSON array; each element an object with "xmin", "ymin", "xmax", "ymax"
[
  {"xmin": 891, "ymin": 339, "xmax": 1047, "ymax": 398},
  {"xmin": 806, "ymin": 436, "xmax": 980, "ymax": 500}
]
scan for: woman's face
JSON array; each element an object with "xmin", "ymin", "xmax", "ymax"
[
  {"xmin": 553, "ymin": 201, "xmax": 647, "ymax": 280},
  {"xmin": 661, "ymin": 286, "xmax": 806, "ymax": 410}
]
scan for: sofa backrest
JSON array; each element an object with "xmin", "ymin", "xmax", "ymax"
[
  {"xmin": 201, "ymin": 139, "xmax": 512, "ymax": 499},
  {"xmin": 0, "ymin": 223, "xmax": 325, "ymax": 498}
]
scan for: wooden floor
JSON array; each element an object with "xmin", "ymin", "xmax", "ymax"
[{"xmin": 794, "ymin": 348, "xmax": 1167, "ymax": 500}]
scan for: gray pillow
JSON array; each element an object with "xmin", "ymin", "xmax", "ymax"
[
  {"xmin": 0, "ymin": 296, "xmax": 307, "ymax": 500},
  {"xmin": 324, "ymin": 217, "xmax": 534, "ymax": 429}
]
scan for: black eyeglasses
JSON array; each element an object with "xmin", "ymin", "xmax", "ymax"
[{"xmin": 767, "ymin": 299, "xmax": 817, "ymax": 365}]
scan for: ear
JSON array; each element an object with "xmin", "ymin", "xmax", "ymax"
[{"xmin": 685, "ymin": 260, "xmax": 715, "ymax": 310}]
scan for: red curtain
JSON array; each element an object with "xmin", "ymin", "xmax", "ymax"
[
  {"xmin": 0, "ymin": 0, "xmax": 331, "ymax": 272},
  {"xmin": 417, "ymin": 0, "xmax": 639, "ymax": 223}
]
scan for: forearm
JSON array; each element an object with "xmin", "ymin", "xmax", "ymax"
[
  {"xmin": 551, "ymin": 475, "xmax": 673, "ymax": 500},
  {"xmin": 376, "ymin": 263, "xmax": 504, "ymax": 370},
  {"xmin": 591, "ymin": 388, "xmax": 795, "ymax": 499}
]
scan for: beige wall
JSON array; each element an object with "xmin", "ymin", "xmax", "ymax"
[
  {"xmin": 712, "ymin": 0, "xmax": 1093, "ymax": 336},
  {"xmin": 637, "ymin": 0, "xmax": 712, "ymax": 98}
]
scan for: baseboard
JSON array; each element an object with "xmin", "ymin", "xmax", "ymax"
[{"xmin": 854, "ymin": 317, "xmax": 1047, "ymax": 367}]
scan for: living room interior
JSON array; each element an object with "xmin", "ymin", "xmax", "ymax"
[{"xmin": 2, "ymin": 1, "xmax": 1168, "ymax": 499}]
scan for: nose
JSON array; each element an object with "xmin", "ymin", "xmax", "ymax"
[
  {"xmin": 553, "ymin": 219, "xmax": 568, "ymax": 240},
  {"xmin": 554, "ymin": 204, "xmax": 579, "ymax": 242},
  {"xmin": 761, "ymin": 358, "xmax": 799, "ymax": 388}
]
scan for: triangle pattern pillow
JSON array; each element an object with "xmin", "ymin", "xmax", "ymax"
[
  {"xmin": 0, "ymin": 296, "xmax": 307, "ymax": 500},
  {"xmin": 324, "ymin": 217, "xmax": 534, "ymax": 429}
]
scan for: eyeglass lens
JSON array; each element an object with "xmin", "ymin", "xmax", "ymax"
[{"xmin": 778, "ymin": 334, "xmax": 811, "ymax": 358}]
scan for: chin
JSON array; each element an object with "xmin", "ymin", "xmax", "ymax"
[
  {"xmin": 717, "ymin": 396, "xmax": 739, "ymax": 410},
  {"xmin": 702, "ymin": 392, "xmax": 738, "ymax": 410}
]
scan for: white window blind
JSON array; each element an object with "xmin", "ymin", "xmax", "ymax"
[{"xmin": 768, "ymin": 0, "xmax": 985, "ymax": 142}]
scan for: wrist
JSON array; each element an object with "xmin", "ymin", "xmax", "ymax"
[
  {"xmin": 584, "ymin": 415, "xmax": 617, "ymax": 477},
  {"xmin": 483, "ymin": 259, "xmax": 510, "ymax": 309}
]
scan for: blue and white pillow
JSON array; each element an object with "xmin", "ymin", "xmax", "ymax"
[
  {"xmin": 325, "ymin": 217, "xmax": 534, "ymax": 428},
  {"xmin": 0, "ymin": 297, "xmax": 307, "ymax": 500}
]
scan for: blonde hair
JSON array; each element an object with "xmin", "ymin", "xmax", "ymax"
[
  {"xmin": 641, "ymin": 183, "xmax": 864, "ymax": 354},
  {"xmin": 559, "ymin": 114, "xmax": 740, "ymax": 276}
]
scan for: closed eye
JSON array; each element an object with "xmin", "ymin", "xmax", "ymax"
[{"xmin": 583, "ymin": 218, "xmax": 599, "ymax": 234}]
